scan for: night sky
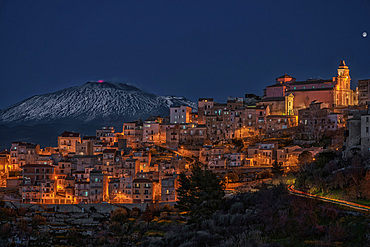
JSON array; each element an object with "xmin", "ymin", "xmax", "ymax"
[{"xmin": 0, "ymin": 0, "xmax": 370, "ymax": 109}]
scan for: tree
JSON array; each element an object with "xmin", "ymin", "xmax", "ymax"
[
  {"xmin": 271, "ymin": 160, "xmax": 283, "ymax": 175},
  {"xmin": 89, "ymin": 206, "xmax": 97, "ymax": 213},
  {"xmin": 315, "ymin": 151, "xmax": 336, "ymax": 168},
  {"xmin": 298, "ymin": 151, "xmax": 313, "ymax": 166},
  {"xmin": 176, "ymin": 164, "xmax": 225, "ymax": 223},
  {"xmin": 142, "ymin": 203, "xmax": 159, "ymax": 227},
  {"xmin": 232, "ymin": 138, "xmax": 244, "ymax": 148},
  {"xmin": 359, "ymin": 171, "xmax": 370, "ymax": 199}
]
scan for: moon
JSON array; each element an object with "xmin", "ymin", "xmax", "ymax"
[{"xmin": 363, "ymin": 31, "xmax": 367, "ymax": 38}]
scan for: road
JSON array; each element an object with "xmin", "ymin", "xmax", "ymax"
[
  {"xmin": 288, "ymin": 185, "xmax": 370, "ymax": 213},
  {"xmin": 156, "ymin": 144, "xmax": 196, "ymax": 167}
]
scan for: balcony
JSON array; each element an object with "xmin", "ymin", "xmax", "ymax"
[
  {"xmin": 90, "ymin": 185, "xmax": 102, "ymax": 189},
  {"xmin": 23, "ymin": 189, "xmax": 40, "ymax": 192}
]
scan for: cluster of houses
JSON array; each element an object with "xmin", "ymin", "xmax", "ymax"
[
  {"xmin": 0, "ymin": 60, "xmax": 369, "ymax": 205},
  {"xmin": 3, "ymin": 132, "xmax": 183, "ymax": 204}
]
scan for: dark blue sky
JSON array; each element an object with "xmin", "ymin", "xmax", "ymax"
[{"xmin": 0, "ymin": 0, "xmax": 370, "ymax": 108}]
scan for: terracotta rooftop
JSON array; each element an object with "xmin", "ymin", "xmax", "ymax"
[
  {"xmin": 276, "ymin": 74, "xmax": 295, "ymax": 79},
  {"xmin": 72, "ymin": 155, "xmax": 97, "ymax": 159},
  {"xmin": 82, "ymin": 136, "xmax": 97, "ymax": 140},
  {"xmin": 20, "ymin": 164, "xmax": 55, "ymax": 168},
  {"xmin": 133, "ymin": 178, "xmax": 153, "ymax": 183},
  {"xmin": 12, "ymin": 142, "xmax": 38, "ymax": 148},
  {"xmin": 103, "ymin": 149, "xmax": 116, "ymax": 154},
  {"xmin": 259, "ymin": 97, "xmax": 285, "ymax": 102},
  {"xmin": 60, "ymin": 131, "xmax": 80, "ymax": 138},
  {"xmin": 65, "ymin": 176, "xmax": 75, "ymax": 180},
  {"xmin": 199, "ymin": 98, "xmax": 214, "ymax": 101},
  {"xmin": 289, "ymin": 79, "xmax": 332, "ymax": 85},
  {"xmin": 290, "ymin": 87, "xmax": 333, "ymax": 92},
  {"xmin": 267, "ymin": 84, "xmax": 285, "ymax": 88}
]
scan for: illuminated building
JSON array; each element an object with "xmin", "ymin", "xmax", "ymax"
[
  {"xmin": 89, "ymin": 170, "xmax": 109, "ymax": 203},
  {"xmin": 358, "ymin": 79, "xmax": 370, "ymax": 105},
  {"xmin": 0, "ymin": 151, "xmax": 10, "ymax": 174},
  {"xmin": 20, "ymin": 163, "xmax": 55, "ymax": 203},
  {"xmin": 197, "ymin": 98, "xmax": 215, "ymax": 124},
  {"xmin": 170, "ymin": 105, "xmax": 192, "ymax": 124},
  {"xmin": 298, "ymin": 101, "xmax": 345, "ymax": 140},
  {"xmin": 261, "ymin": 60, "xmax": 357, "ymax": 115},
  {"xmin": 58, "ymin": 131, "xmax": 81, "ymax": 154},
  {"xmin": 160, "ymin": 174, "xmax": 178, "ymax": 202},
  {"xmin": 10, "ymin": 142, "xmax": 40, "ymax": 171},
  {"xmin": 132, "ymin": 173, "xmax": 159, "ymax": 203}
]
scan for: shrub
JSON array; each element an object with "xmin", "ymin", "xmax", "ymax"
[
  {"xmin": 229, "ymin": 202, "xmax": 244, "ymax": 214},
  {"xmin": 32, "ymin": 214, "xmax": 46, "ymax": 226},
  {"xmin": 328, "ymin": 222, "xmax": 347, "ymax": 242},
  {"xmin": 109, "ymin": 222, "xmax": 123, "ymax": 234},
  {"xmin": 258, "ymin": 169, "xmax": 272, "ymax": 179},
  {"xmin": 162, "ymin": 204, "xmax": 172, "ymax": 212},
  {"xmin": 0, "ymin": 223, "xmax": 11, "ymax": 238},
  {"xmin": 130, "ymin": 207, "xmax": 141, "ymax": 218},
  {"xmin": 111, "ymin": 207, "xmax": 128, "ymax": 223}
]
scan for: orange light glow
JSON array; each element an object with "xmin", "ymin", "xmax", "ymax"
[{"xmin": 288, "ymin": 185, "xmax": 370, "ymax": 211}]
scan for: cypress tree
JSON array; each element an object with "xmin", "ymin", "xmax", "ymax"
[{"xmin": 176, "ymin": 163, "xmax": 225, "ymax": 223}]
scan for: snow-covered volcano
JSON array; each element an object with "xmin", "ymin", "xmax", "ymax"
[{"xmin": 0, "ymin": 81, "xmax": 196, "ymax": 125}]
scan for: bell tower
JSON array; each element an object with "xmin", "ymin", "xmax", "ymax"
[
  {"xmin": 337, "ymin": 60, "xmax": 350, "ymax": 89},
  {"xmin": 334, "ymin": 60, "xmax": 352, "ymax": 106}
]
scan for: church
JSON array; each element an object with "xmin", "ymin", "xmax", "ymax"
[{"xmin": 258, "ymin": 60, "xmax": 358, "ymax": 115}]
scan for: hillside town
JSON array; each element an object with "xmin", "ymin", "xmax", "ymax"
[{"xmin": 0, "ymin": 60, "xmax": 368, "ymax": 206}]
